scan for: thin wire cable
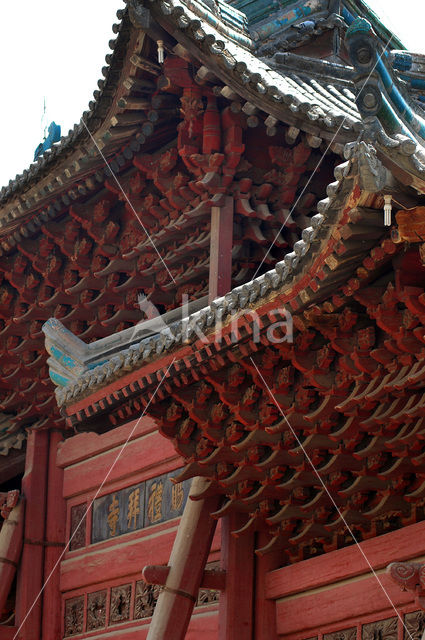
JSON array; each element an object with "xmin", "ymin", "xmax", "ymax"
[
  {"xmin": 250, "ymin": 357, "xmax": 414, "ymax": 640},
  {"xmin": 252, "ymin": 32, "xmax": 394, "ymax": 281},
  {"xmin": 80, "ymin": 118, "xmax": 176, "ymax": 284},
  {"xmin": 13, "ymin": 358, "xmax": 176, "ymax": 640}
]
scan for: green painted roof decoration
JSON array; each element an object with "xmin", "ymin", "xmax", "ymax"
[
  {"xmin": 228, "ymin": 0, "xmax": 325, "ymax": 29},
  {"xmin": 346, "ymin": 16, "xmax": 425, "ymax": 153},
  {"xmin": 342, "ymin": 0, "xmax": 404, "ymax": 51},
  {"xmin": 223, "ymin": 0, "xmax": 405, "ymax": 50}
]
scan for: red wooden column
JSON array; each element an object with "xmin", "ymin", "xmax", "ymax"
[
  {"xmin": 254, "ymin": 531, "xmax": 281, "ymax": 640},
  {"xmin": 0, "ymin": 498, "xmax": 24, "ymax": 617},
  {"xmin": 211, "ymin": 193, "xmax": 240, "ymax": 639},
  {"xmin": 15, "ymin": 428, "xmax": 49, "ymax": 640},
  {"xmin": 218, "ymin": 512, "xmax": 255, "ymax": 640},
  {"xmin": 209, "ymin": 196, "xmax": 234, "ymax": 303},
  {"xmin": 147, "ymin": 179, "xmax": 235, "ymax": 640},
  {"xmin": 41, "ymin": 429, "xmax": 66, "ymax": 640}
]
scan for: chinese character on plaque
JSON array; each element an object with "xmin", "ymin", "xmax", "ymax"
[
  {"xmin": 147, "ymin": 480, "xmax": 164, "ymax": 523},
  {"xmin": 171, "ymin": 482, "xmax": 184, "ymax": 512},
  {"xmin": 107, "ymin": 494, "xmax": 120, "ymax": 537},
  {"xmin": 127, "ymin": 487, "xmax": 140, "ymax": 529}
]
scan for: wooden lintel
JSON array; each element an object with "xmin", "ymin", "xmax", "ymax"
[{"xmin": 142, "ymin": 565, "xmax": 226, "ymax": 591}]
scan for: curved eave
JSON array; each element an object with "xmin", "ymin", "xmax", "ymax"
[
  {"xmin": 148, "ymin": 0, "xmax": 362, "ymax": 139},
  {"xmin": 51, "ymin": 143, "xmax": 392, "ymax": 421},
  {"xmin": 0, "ymin": 0, "xmax": 367, "ymax": 236},
  {"xmin": 374, "ymin": 141, "xmax": 425, "ymax": 195}
]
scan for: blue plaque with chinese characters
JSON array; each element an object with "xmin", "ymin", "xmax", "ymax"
[
  {"xmin": 91, "ymin": 483, "xmax": 145, "ymax": 543},
  {"xmin": 90, "ymin": 472, "xmax": 190, "ymax": 544},
  {"xmin": 145, "ymin": 471, "xmax": 191, "ymax": 526}
]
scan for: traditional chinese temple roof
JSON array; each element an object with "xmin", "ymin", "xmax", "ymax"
[{"xmin": 2, "ymin": 0, "xmax": 425, "ymax": 552}]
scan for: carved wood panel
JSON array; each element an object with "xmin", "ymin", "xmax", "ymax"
[
  {"xmin": 197, "ymin": 560, "xmax": 220, "ymax": 607},
  {"xmin": 69, "ymin": 503, "xmax": 86, "ymax": 551},
  {"xmin": 404, "ymin": 611, "xmax": 425, "ymax": 640},
  {"xmin": 362, "ymin": 617, "xmax": 397, "ymax": 640},
  {"xmin": 134, "ymin": 580, "xmax": 161, "ymax": 619},
  {"xmin": 110, "ymin": 584, "xmax": 131, "ymax": 624},
  {"xmin": 324, "ymin": 629, "xmax": 356, "ymax": 640},
  {"xmin": 64, "ymin": 595, "xmax": 84, "ymax": 636},
  {"xmin": 86, "ymin": 590, "xmax": 106, "ymax": 631},
  {"xmin": 197, "ymin": 587, "xmax": 220, "ymax": 607}
]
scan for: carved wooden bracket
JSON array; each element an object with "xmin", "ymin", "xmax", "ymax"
[
  {"xmin": 388, "ymin": 562, "xmax": 425, "ymax": 609},
  {"xmin": 395, "ymin": 207, "xmax": 425, "ymax": 242}
]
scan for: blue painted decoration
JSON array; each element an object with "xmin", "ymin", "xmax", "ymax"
[
  {"xmin": 34, "ymin": 121, "xmax": 61, "ymax": 161},
  {"xmin": 346, "ymin": 17, "xmax": 425, "ymax": 144}
]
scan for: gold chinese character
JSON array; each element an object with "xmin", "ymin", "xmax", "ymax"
[
  {"xmin": 171, "ymin": 483, "xmax": 184, "ymax": 512},
  {"xmin": 147, "ymin": 481, "xmax": 163, "ymax": 523},
  {"xmin": 127, "ymin": 488, "xmax": 140, "ymax": 529},
  {"xmin": 107, "ymin": 494, "xmax": 120, "ymax": 537}
]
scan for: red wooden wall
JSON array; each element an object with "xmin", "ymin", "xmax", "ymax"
[
  {"xmin": 5, "ymin": 417, "xmax": 424, "ymax": 640},
  {"xmin": 266, "ymin": 521, "xmax": 425, "ymax": 639},
  {"xmin": 57, "ymin": 417, "xmax": 220, "ymax": 639}
]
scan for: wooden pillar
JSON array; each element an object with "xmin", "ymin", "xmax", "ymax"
[
  {"xmin": 0, "ymin": 498, "xmax": 24, "ymax": 617},
  {"xmin": 146, "ymin": 192, "xmax": 234, "ymax": 639},
  {"xmin": 254, "ymin": 531, "xmax": 281, "ymax": 640},
  {"xmin": 209, "ymin": 196, "xmax": 234, "ymax": 303},
  {"xmin": 41, "ymin": 430, "xmax": 66, "ymax": 640},
  {"xmin": 15, "ymin": 429, "xmax": 49, "ymax": 640},
  {"xmin": 146, "ymin": 477, "xmax": 220, "ymax": 640},
  {"xmin": 218, "ymin": 512, "xmax": 255, "ymax": 640}
]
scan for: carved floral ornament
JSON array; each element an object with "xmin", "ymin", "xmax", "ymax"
[{"xmin": 388, "ymin": 562, "xmax": 425, "ymax": 609}]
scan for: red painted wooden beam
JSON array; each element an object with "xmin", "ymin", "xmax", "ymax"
[{"xmin": 142, "ymin": 564, "xmax": 226, "ymax": 590}]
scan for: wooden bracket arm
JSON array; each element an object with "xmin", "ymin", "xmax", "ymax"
[
  {"xmin": 142, "ymin": 565, "xmax": 226, "ymax": 591},
  {"xmin": 0, "ymin": 490, "xmax": 20, "ymax": 520}
]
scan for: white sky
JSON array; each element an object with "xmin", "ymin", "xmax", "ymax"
[{"xmin": 0, "ymin": 0, "xmax": 424, "ymax": 189}]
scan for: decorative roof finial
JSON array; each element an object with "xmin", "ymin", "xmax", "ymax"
[{"xmin": 34, "ymin": 121, "xmax": 61, "ymax": 161}]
